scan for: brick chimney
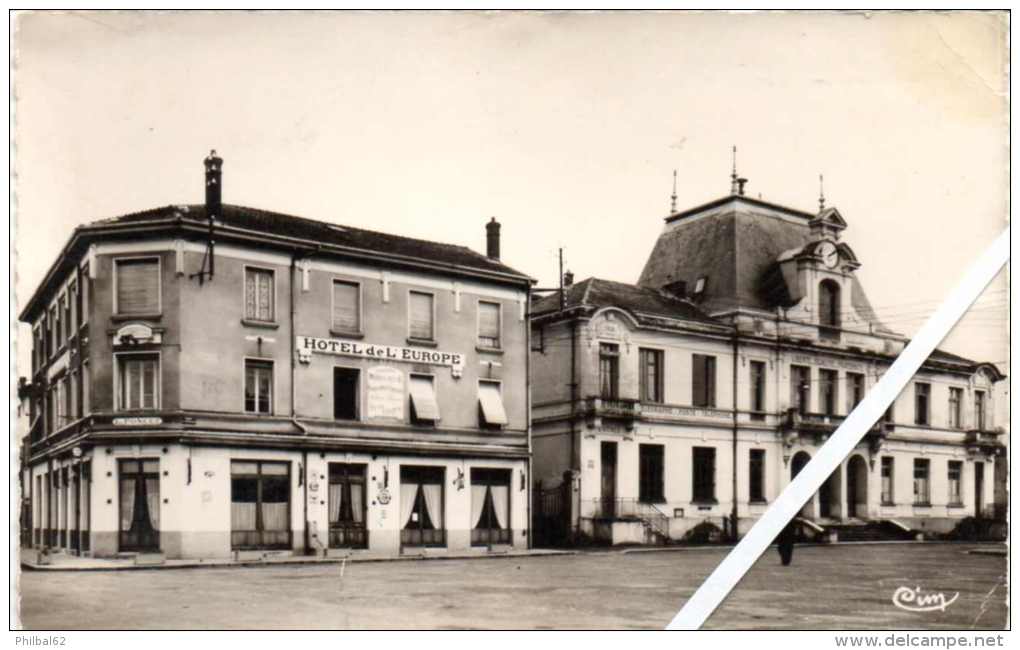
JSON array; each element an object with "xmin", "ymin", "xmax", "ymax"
[
  {"xmin": 204, "ymin": 149, "xmax": 223, "ymax": 219},
  {"xmin": 486, "ymin": 217, "xmax": 501, "ymax": 260}
]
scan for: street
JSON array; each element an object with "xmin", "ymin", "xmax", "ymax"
[{"xmin": 18, "ymin": 543, "xmax": 1007, "ymax": 630}]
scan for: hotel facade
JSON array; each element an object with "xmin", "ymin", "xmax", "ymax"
[
  {"xmin": 531, "ymin": 181, "xmax": 1005, "ymax": 545},
  {"xmin": 20, "ymin": 152, "xmax": 532, "ymax": 559}
]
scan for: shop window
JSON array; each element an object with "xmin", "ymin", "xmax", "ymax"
[
  {"xmin": 471, "ymin": 468, "xmax": 511, "ymax": 546},
  {"xmin": 231, "ymin": 461, "xmax": 291, "ymax": 550},
  {"xmin": 400, "ymin": 466, "xmax": 445, "ymax": 547},
  {"xmin": 119, "ymin": 459, "xmax": 160, "ymax": 552},
  {"xmin": 116, "ymin": 258, "xmax": 160, "ymax": 315}
]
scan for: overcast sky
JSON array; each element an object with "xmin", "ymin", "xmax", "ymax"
[{"xmin": 13, "ymin": 11, "xmax": 1009, "ymax": 378}]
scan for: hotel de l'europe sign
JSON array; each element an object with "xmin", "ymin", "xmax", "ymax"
[{"xmin": 296, "ymin": 336, "xmax": 465, "ymax": 376}]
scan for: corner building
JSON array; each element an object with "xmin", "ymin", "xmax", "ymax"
[
  {"xmin": 21, "ymin": 152, "xmax": 532, "ymax": 559},
  {"xmin": 531, "ymin": 185, "xmax": 1004, "ymax": 545}
]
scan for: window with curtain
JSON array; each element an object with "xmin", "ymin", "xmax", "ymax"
[
  {"xmin": 117, "ymin": 355, "xmax": 159, "ymax": 411},
  {"xmin": 470, "ymin": 468, "xmax": 511, "ymax": 546},
  {"xmin": 244, "ymin": 267, "xmax": 275, "ymax": 322},
  {"xmin": 881, "ymin": 457, "xmax": 894, "ymax": 504},
  {"xmin": 913, "ymin": 458, "xmax": 930, "ymax": 505},
  {"xmin": 974, "ymin": 390, "xmax": 986, "ymax": 430},
  {"xmin": 116, "ymin": 258, "xmax": 160, "ymax": 315},
  {"xmin": 639, "ymin": 348, "xmax": 664, "ymax": 403},
  {"xmin": 820, "ymin": 369, "xmax": 838, "ymax": 415},
  {"xmin": 231, "ymin": 461, "xmax": 290, "ymax": 550},
  {"xmin": 750, "ymin": 360, "xmax": 766, "ymax": 419},
  {"xmin": 328, "ymin": 463, "xmax": 367, "ymax": 548},
  {"xmin": 332, "ymin": 280, "xmax": 361, "ymax": 333},
  {"xmin": 638, "ymin": 444, "xmax": 665, "ymax": 503},
  {"xmin": 749, "ymin": 449, "xmax": 766, "ymax": 502},
  {"xmin": 598, "ymin": 343, "xmax": 620, "ymax": 399},
  {"xmin": 400, "ymin": 466, "xmax": 446, "ymax": 547},
  {"xmin": 948, "ymin": 387, "xmax": 963, "ymax": 429},
  {"xmin": 914, "ymin": 382, "xmax": 930, "ymax": 425},
  {"xmin": 477, "ymin": 301, "xmax": 501, "ymax": 348},
  {"xmin": 245, "ymin": 360, "xmax": 273, "ymax": 414},
  {"xmin": 692, "ymin": 447, "xmax": 716, "ymax": 503},
  {"xmin": 790, "ymin": 365, "xmax": 811, "ymax": 415},
  {"xmin": 118, "ymin": 459, "xmax": 160, "ymax": 552},
  {"xmin": 408, "ymin": 291, "xmax": 435, "ymax": 340},
  {"xmin": 692, "ymin": 354, "xmax": 716, "ymax": 408},
  {"xmin": 948, "ymin": 461, "xmax": 963, "ymax": 506}
]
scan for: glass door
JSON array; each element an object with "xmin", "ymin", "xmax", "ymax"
[{"xmin": 118, "ymin": 459, "xmax": 160, "ymax": 552}]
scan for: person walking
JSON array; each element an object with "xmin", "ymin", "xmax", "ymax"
[{"xmin": 776, "ymin": 519, "xmax": 797, "ymax": 566}]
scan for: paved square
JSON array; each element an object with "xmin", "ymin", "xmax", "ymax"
[{"xmin": 17, "ymin": 543, "xmax": 1006, "ymax": 630}]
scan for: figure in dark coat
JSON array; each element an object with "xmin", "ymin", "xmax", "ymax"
[{"xmin": 776, "ymin": 519, "xmax": 797, "ymax": 566}]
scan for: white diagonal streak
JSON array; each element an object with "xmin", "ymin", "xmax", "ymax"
[{"xmin": 667, "ymin": 227, "xmax": 1010, "ymax": 630}]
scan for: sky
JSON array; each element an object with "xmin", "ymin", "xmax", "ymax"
[{"xmin": 12, "ymin": 10, "xmax": 1009, "ymax": 380}]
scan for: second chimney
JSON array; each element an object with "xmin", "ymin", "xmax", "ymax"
[
  {"xmin": 204, "ymin": 149, "xmax": 223, "ymax": 218},
  {"xmin": 486, "ymin": 217, "xmax": 501, "ymax": 260}
]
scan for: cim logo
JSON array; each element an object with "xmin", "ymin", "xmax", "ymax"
[{"xmin": 892, "ymin": 586, "xmax": 960, "ymax": 613}]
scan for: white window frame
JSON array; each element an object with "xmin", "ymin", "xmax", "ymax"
[
  {"xmin": 113, "ymin": 255, "xmax": 163, "ymax": 316},
  {"xmin": 476, "ymin": 300, "xmax": 502, "ymax": 349},
  {"xmin": 330, "ymin": 278, "xmax": 363, "ymax": 335},
  {"xmin": 243, "ymin": 357, "xmax": 276, "ymax": 415},
  {"xmin": 242, "ymin": 265, "xmax": 278, "ymax": 323},
  {"xmin": 113, "ymin": 351, "xmax": 162, "ymax": 412},
  {"xmin": 407, "ymin": 289, "xmax": 437, "ymax": 341}
]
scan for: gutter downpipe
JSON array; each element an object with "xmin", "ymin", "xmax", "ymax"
[
  {"xmin": 525, "ymin": 286, "xmax": 533, "ymax": 549},
  {"xmin": 290, "ymin": 251, "xmax": 311, "ymax": 555},
  {"xmin": 569, "ymin": 315, "xmax": 579, "ymax": 539},
  {"xmin": 731, "ymin": 328, "xmax": 740, "ymax": 542}
]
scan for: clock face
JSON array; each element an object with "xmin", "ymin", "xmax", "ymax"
[{"xmin": 818, "ymin": 242, "xmax": 839, "ymax": 268}]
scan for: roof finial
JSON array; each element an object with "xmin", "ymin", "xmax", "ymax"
[
  {"xmin": 670, "ymin": 169, "xmax": 678, "ymax": 213},
  {"xmin": 818, "ymin": 173, "xmax": 825, "ymax": 211},
  {"xmin": 730, "ymin": 145, "xmax": 739, "ymax": 195}
]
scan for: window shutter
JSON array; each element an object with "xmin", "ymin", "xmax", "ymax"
[
  {"xmin": 332, "ymin": 282, "xmax": 360, "ymax": 332},
  {"xmin": 478, "ymin": 302, "xmax": 500, "ymax": 346},
  {"xmin": 117, "ymin": 259, "xmax": 159, "ymax": 314},
  {"xmin": 409, "ymin": 292, "xmax": 434, "ymax": 340}
]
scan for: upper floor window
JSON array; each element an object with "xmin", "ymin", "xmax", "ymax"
[
  {"xmin": 478, "ymin": 380, "xmax": 508, "ymax": 429},
  {"xmin": 692, "ymin": 354, "xmax": 717, "ymax": 408},
  {"xmin": 244, "ymin": 267, "xmax": 275, "ymax": 322},
  {"xmin": 846, "ymin": 372, "xmax": 865, "ymax": 413},
  {"xmin": 116, "ymin": 258, "xmax": 161, "ymax": 316},
  {"xmin": 59, "ymin": 293, "xmax": 70, "ymax": 343},
  {"xmin": 790, "ymin": 365, "xmax": 811, "ymax": 415},
  {"xmin": 409, "ymin": 374, "xmax": 440, "ymax": 425},
  {"xmin": 639, "ymin": 348, "xmax": 664, "ymax": 403},
  {"xmin": 68, "ymin": 280, "xmax": 78, "ymax": 335},
  {"xmin": 750, "ymin": 360, "xmax": 766, "ymax": 419},
  {"xmin": 117, "ymin": 353, "xmax": 160, "ymax": 411},
  {"xmin": 332, "ymin": 280, "xmax": 361, "ymax": 334},
  {"xmin": 818, "ymin": 279, "xmax": 841, "ymax": 329},
  {"xmin": 244, "ymin": 359, "xmax": 273, "ymax": 414},
  {"xmin": 408, "ymin": 291, "xmax": 435, "ymax": 341},
  {"xmin": 748, "ymin": 448, "xmax": 766, "ymax": 503},
  {"xmin": 914, "ymin": 382, "xmax": 930, "ymax": 426},
  {"xmin": 913, "ymin": 458, "xmax": 930, "ymax": 505},
  {"xmin": 948, "ymin": 387, "xmax": 963, "ymax": 429},
  {"xmin": 80, "ymin": 265, "xmax": 90, "ymax": 325},
  {"xmin": 974, "ymin": 390, "xmax": 986, "ymax": 430},
  {"xmin": 333, "ymin": 367, "xmax": 360, "ymax": 420},
  {"xmin": 598, "ymin": 343, "xmax": 620, "ymax": 399},
  {"xmin": 477, "ymin": 301, "xmax": 501, "ymax": 349},
  {"xmin": 32, "ymin": 326, "xmax": 41, "ymax": 374},
  {"xmin": 819, "ymin": 369, "xmax": 838, "ymax": 416},
  {"xmin": 50, "ymin": 305, "xmax": 60, "ymax": 353}
]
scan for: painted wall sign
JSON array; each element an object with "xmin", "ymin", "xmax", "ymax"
[
  {"xmin": 296, "ymin": 336, "xmax": 464, "ymax": 375},
  {"xmin": 790, "ymin": 353, "xmax": 863, "ymax": 370},
  {"xmin": 366, "ymin": 366, "xmax": 405, "ymax": 420},
  {"xmin": 112, "ymin": 416, "xmax": 163, "ymax": 427}
]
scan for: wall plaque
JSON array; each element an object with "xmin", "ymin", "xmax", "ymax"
[{"xmin": 366, "ymin": 366, "xmax": 405, "ymax": 420}]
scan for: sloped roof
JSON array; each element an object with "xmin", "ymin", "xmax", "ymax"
[{"xmin": 531, "ymin": 277, "xmax": 721, "ymax": 326}]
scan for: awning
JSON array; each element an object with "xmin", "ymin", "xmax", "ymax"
[
  {"xmin": 478, "ymin": 382, "xmax": 508, "ymax": 426},
  {"xmin": 409, "ymin": 375, "xmax": 441, "ymax": 422}
]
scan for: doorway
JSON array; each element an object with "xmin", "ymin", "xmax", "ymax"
[
  {"xmin": 118, "ymin": 459, "xmax": 160, "ymax": 552},
  {"xmin": 328, "ymin": 463, "xmax": 367, "ymax": 549},
  {"xmin": 846, "ymin": 455, "xmax": 868, "ymax": 519},
  {"xmin": 975, "ymin": 462, "xmax": 985, "ymax": 518},
  {"xmin": 600, "ymin": 442, "xmax": 617, "ymax": 517}
]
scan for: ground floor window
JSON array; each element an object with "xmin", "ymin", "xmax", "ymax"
[
  {"xmin": 749, "ymin": 449, "xmax": 766, "ymax": 503},
  {"xmin": 80, "ymin": 462, "xmax": 91, "ymax": 553},
  {"xmin": 638, "ymin": 444, "xmax": 665, "ymax": 503},
  {"xmin": 48, "ymin": 472, "xmax": 57, "ymax": 547},
  {"xmin": 692, "ymin": 447, "xmax": 716, "ymax": 503},
  {"xmin": 913, "ymin": 459, "xmax": 930, "ymax": 506},
  {"xmin": 400, "ymin": 466, "xmax": 445, "ymax": 547},
  {"xmin": 231, "ymin": 461, "xmax": 291, "ymax": 550},
  {"xmin": 947, "ymin": 461, "xmax": 963, "ymax": 506},
  {"xmin": 328, "ymin": 463, "xmax": 367, "ymax": 548},
  {"xmin": 60, "ymin": 467, "xmax": 69, "ymax": 548},
  {"xmin": 471, "ymin": 468, "xmax": 511, "ymax": 546},
  {"xmin": 119, "ymin": 459, "xmax": 160, "ymax": 551},
  {"xmin": 881, "ymin": 457, "xmax": 894, "ymax": 504}
]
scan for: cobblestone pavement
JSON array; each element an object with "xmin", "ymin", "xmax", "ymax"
[{"xmin": 17, "ymin": 543, "xmax": 1007, "ymax": 630}]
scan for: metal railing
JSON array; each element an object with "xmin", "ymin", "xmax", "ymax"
[{"xmin": 589, "ymin": 498, "xmax": 671, "ymax": 542}]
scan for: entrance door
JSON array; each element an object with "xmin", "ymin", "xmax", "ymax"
[
  {"xmin": 118, "ymin": 459, "xmax": 160, "ymax": 552},
  {"xmin": 600, "ymin": 442, "xmax": 617, "ymax": 517},
  {"xmin": 846, "ymin": 456, "xmax": 868, "ymax": 520},
  {"xmin": 975, "ymin": 462, "xmax": 985, "ymax": 518},
  {"xmin": 328, "ymin": 463, "xmax": 367, "ymax": 549}
]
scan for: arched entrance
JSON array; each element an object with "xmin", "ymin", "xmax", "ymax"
[
  {"xmin": 846, "ymin": 455, "xmax": 869, "ymax": 519},
  {"xmin": 818, "ymin": 465, "xmax": 842, "ymax": 520}
]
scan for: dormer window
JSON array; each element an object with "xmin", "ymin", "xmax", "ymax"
[{"xmin": 818, "ymin": 279, "xmax": 841, "ymax": 331}]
